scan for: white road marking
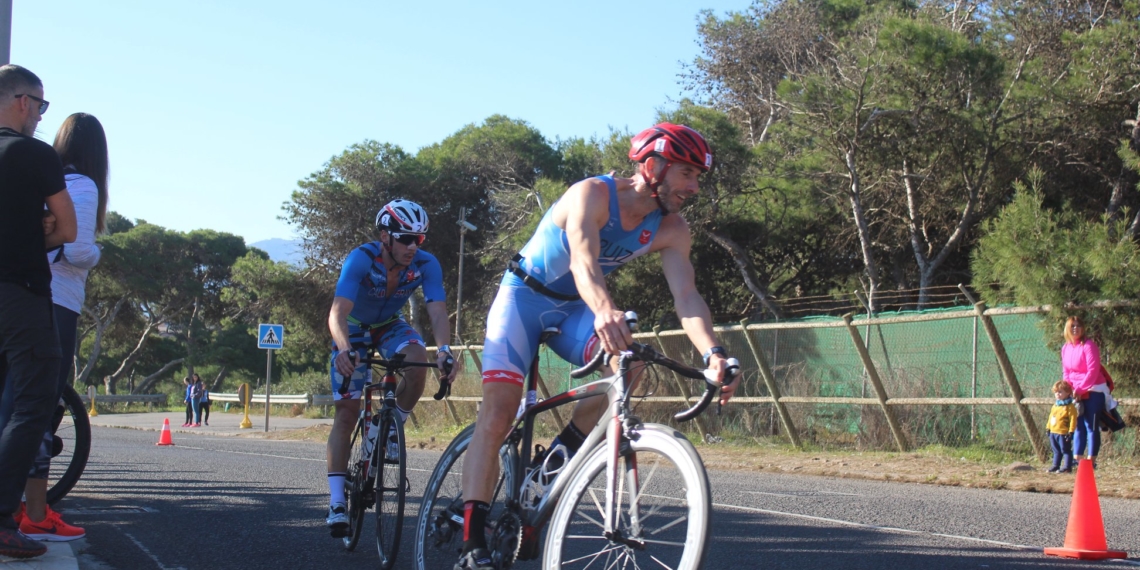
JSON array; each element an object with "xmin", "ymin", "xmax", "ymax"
[
  {"xmin": 745, "ymin": 490, "xmax": 861, "ymax": 498},
  {"xmin": 713, "ymin": 501, "xmax": 1043, "ymax": 551},
  {"xmin": 173, "ymin": 444, "xmax": 433, "ymax": 472},
  {"xmin": 122, "ymin": 530, "xmax": 186, "ymax": 570}
]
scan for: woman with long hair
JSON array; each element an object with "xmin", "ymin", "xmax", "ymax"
[
  {"xmin": 1061, "ymin": 316, "xmax": 1112, "ymax": 469},
  {"xmin": 16, "ymin": 113, "xmax": 109, "ymax": 541}
]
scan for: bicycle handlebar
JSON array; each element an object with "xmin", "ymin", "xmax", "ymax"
[
  {"xmin": 334, "ymin": 352, "xmax": 453, "ymax": 399},
  {"xmin": 432, "ymin": 355, "xmax": 456, "ymax": 400},
  {"xmin": 567, "ymin": 340, "xmax": 740, "ymax": 422}
]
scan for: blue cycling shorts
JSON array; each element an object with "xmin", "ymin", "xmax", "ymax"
[
  {"xmin": 481, "ymin": 284, "xmax": 599, "ymax": 386},
  {"xmin": 329, "ymin": 319, "xmax": 423, "ymax": 401}
]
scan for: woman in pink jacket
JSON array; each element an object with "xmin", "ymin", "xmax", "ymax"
[{"xmin": 1061, "ymin": 316, "xmax": 1109, "ymax": 466}]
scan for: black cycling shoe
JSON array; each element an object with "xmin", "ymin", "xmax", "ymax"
[{"xmin": 454, "ymin": 547, "xmax": 495, "ymax": 570}]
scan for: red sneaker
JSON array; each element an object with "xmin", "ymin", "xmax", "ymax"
[
  {"xmin": 12, "ymin": 502, "xmax": 26, "ymax": 527},
  {"xmin": 192, "ymin": 423, "xmax": 201, "ymax": 427},
  {"xmin": 19, "ymin": 506, "xmax": 85, "ymax": 542}
]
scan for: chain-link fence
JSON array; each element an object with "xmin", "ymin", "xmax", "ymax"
[{"xmin": 412, "ymin": 303, "xmax": 1138, "ymax": 460}]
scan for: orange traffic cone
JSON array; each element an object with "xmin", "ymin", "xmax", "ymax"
[
  {"xmin": 155, "ymin": 418, "xmax": 175, "ymax": 446},
  {"xmin": 1044, "ymin": 459, "xmax": 1127, "ymax": 560}
]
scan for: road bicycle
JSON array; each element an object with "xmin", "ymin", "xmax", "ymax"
[
  {"xmin": 48, "ymin": 384, "xmax": 91, "ymax": 504},
  {"xmin": 340, "ymin": 352, "xmax": 452, "ymax": 570},
  {"xmin": 415, "ymin": 314, "xmax": 738, "ymax": 570}
]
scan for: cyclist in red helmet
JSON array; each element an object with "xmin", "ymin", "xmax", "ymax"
[{"xmin": 453, "ymin": 123, "xmax": 739, "ymax": 570}]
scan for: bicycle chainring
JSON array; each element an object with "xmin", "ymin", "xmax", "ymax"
[{"xmin": 490, "ymin": 510, "xmax": 523, "ymax": 569}]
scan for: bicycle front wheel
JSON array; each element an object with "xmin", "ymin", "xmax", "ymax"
[
  {"xmin": 342, "ymin": 417, "xmax": 369, "ymax": 551},
  {"xmin": 543, "ymin": 424, "xmax": 711, "ymax": 570},
  {"xmin": 375, "ymin": 410, "xmax": 405, "ymax": 570},
  {"xmin": 47, "ymin": 385, "xmax": 91, "ymax": 505}
]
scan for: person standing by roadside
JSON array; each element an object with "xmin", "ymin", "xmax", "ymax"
[
  {"xmin": 0, "ymin": 64, "xmax": 76, "ymax": 559},
  {"xmin": 182, "ymin": 377, "xmax": 194, "ymax": 427},
  {"xmin": 1045, "ymin": 380, "xmax": 1077, "ymax": 474},
  {"xmin": 196, "ymin": 374, "xmax": 211, "ymax": 426},
  {"xmin": 189, "ymin": 374, "xmax": 205, "ymax": 427},
  {"xmin": 13, "ymin": 112, "xmax": 108, "ymax": 543},
  {"xmin": 1061, "ymin": 316, "xmax": 1114, "ymax": 469}
]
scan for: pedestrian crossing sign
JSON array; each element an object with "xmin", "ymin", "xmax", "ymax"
[{"xmin": 258, "ymin": 324, "xmax": 284, "ymax": 350}]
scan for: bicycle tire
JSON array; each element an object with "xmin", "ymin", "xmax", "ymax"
[
  {"xmin": 342, "ymin": 417, "xmax": 370, "ymax": 551},
  {"xmin": 413, "ymin": 423, "xmax": 517, "ymax": 570},
  {"xmin": 46, "ymin": 385, "xmax": 91, "ymax": 505},
  {"xmin": 375, "ymin": 410, "xmax": 405, "ymax": 570},
  {"xmin": 543, "ymin": 424, "xmax": 711, "ymax": 570}
]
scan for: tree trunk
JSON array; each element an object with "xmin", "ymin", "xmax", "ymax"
[
  {"xmin": 705, "ymin": 230, "xmax": 782, "ymax": 319},
  {"xmin": 76, "ymin": 297, "xmax": 127, "ymax": 387},
  {"xmin": 845, "ymin": 149, "xmax": 879, "ymax": 312},
  {"xmin": 132, "ymin": 358, "xmax": 186, "ymax": 394},
  {"xmin": 106, "ymin": 312, "xmax": 162, "ymax": 393},
  {"xmin": 210, "ymin": 366, "xmax": 229, "ymax": 392}
]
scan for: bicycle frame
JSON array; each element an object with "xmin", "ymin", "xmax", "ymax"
[{"xmin": 503, "ymin": 348, "xmax": 642, "ymax": 540}]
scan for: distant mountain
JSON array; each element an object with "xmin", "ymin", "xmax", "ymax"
[{"xmin": 250, "ymin": 238, "xmax": 305, "ymax": 266}]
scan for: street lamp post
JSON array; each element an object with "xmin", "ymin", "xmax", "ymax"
[{"xmin": 455, "ymin": 207, "xmax": 477, "ymax": 344}]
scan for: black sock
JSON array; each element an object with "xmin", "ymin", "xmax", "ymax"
[
  {"xmin": 554, "ymin": 421, "xmax": 587, "ymax": 455},
  {"xmin": 462, "ymin": 500, "xmax": 491, "ymax": 553}
]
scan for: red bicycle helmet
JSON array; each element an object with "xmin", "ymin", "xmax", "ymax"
[{"xmin": 628, "ymin": 123, "xmax": 713, "ymax": 173}]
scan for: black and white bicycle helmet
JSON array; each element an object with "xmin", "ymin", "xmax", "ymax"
[{"xmin": 375, "ymin": 199, "xmax": 429, "ymax": 234}]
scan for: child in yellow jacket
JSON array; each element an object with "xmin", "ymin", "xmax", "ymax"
[{"xmin": 1046, "ymin": 380, "xmax": 1078, "ymax": 473}]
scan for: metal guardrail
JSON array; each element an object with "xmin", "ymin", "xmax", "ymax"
[
  {"xmin": 78, "ymin": 394, "xmax": 167, "ymax": 405},
  {"xmin": 211, "ymin": 393, "xmax": 310, "ymax": 405}
]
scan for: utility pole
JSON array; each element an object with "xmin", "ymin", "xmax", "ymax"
[
  {"xmin": 0, "ymin": 0, "xmax": 12, "ymax": 65},
  {"xmin": 455, "ymin": 208, "xmax": 477, "ymax": 343}
]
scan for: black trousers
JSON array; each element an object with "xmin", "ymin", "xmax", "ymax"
[{"xmin": 0, "ymin": 283, "xmax": 60, "ymax": 527}]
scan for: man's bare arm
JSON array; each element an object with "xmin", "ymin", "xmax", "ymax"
[
  {"xmin": 329, "ymin": 297, "xmax": 356, "ymax": 377},
  {"xmin": 425, "ymin": 300, "xmax": 457, "ymax": 381},
  {"xmin": 562, "ymin": 179, "xmax": 632, "ymax": 353},
  {"xmin": 658, "ymin": 217, "xmax": 738, "ymax": 403}
]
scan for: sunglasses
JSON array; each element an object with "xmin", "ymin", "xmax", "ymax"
[
  {"xmin": 15, "ymin": 94, "xmax": 49, "ymax": 115},
  {"xmin": 392, "ymin": 232, "xmax": 425, "ymax": 246}
]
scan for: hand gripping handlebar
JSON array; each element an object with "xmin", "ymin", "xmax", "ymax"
[{"xmin": 567, "ymin": 311, "xmax": 740, "ymax": 422}]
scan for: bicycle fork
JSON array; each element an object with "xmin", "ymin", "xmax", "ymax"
[{"xmin": 601, "ymin": 358, "xmax": 647, "ymax": 550}]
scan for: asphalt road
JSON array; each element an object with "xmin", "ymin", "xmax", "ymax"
[{"xmin": 56, "ymin": 426, "xmax": 1140, "ymax": 570}]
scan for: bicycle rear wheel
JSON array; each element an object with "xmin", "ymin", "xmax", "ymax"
[
  {"xmin": 342, "ymin": 418, "xmax": 370, "ymax": 551},
  {"xmin": 413, "ymin": 423, "xmax": 517, "ymax": 570},
  {"xmin": 543, "ymin": 424, "xmax": 711, "ymax": 570},
  {"xmin": 375, "ymin": 410, "xmax": 405, "ymax": 570},
  {"xmin": 46, "ymin": 385, "xmax": 91, "ymax": 505}
]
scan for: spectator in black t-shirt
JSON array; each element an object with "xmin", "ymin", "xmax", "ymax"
[{"xmin": 0, "ymin": 64, "xmax": 75, "ymax": 559}]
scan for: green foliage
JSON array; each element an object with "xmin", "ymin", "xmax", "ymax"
[{"xmin": 972, "ymin": 170, "xmax": 1140, "ymax": 392}]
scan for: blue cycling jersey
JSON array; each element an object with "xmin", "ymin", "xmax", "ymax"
[
  {"xmin": 507, "ymin": 175, "xmax": 663, "ymax": 297},
  {"xmin": 334, "ymin": 242, "xmax": 446, "ymax": 326}
]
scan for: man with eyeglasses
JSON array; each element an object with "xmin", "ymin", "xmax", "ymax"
[
  {"xmin": 324, "ymin": 198, "xmax": 457, "ymax": 537},
  {"xmin": 0, "ymin": 64, "xmax": 76, "ymax": 559}
]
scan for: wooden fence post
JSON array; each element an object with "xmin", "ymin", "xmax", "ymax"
[
  {"xmin": 842, "ymin": 314, "xmax": 910, "ymax": 452},
  {"xmin": 973, "ymin": 302, "xmax": 1048, "ymax": 462},
  {"xmin": 740, "ymin": 320, "xmax": 801, "ymax": 448},
  {"xmin": 652, "ymin": 326, "xmax": 713, "ymax": 440}
]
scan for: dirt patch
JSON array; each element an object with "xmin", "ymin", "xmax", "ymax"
[{"xmin": 242, "ymin": 424, "xmax": 1140, "ymax": 499}]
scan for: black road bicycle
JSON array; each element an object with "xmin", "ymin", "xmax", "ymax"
[
  {"xmin": 48, "ymin": 384, "xmax": 91, "ymax": 504},
  {"xmin": 415, "ymin": 314, "xmax": 738, "ymax": 570},
  {"xmin": 340, "ymin": 352, "xmax": 452, "ymax": 570}
]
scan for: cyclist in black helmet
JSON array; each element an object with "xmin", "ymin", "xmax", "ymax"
[{"xmin": 324, "ymin": 199, "xmax": 457, "ymax": 538}]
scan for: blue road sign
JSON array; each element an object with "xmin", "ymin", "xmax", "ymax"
[{"xmin": 258, "ymin": 324, "xmax": 284, "ymax": 350}]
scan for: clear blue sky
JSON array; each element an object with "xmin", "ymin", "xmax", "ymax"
[{"xmin": 16, "ymin": 1, "xmax": 749, "ymax": 244}]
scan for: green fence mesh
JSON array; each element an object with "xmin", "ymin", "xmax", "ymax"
[{"xmin": 421, "ymin": 306, "xmax": 1137, "ymax": 459}]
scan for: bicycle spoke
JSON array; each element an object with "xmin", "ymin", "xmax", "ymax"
[
  {"xmin": 647, "ymin": 554, "xmax": 677, "ymax": 570},
  {"xmin": 562, "ymin": 544, "xmax": 624, "ymax": 566}
]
